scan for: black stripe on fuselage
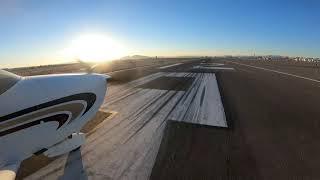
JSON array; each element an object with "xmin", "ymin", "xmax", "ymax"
[
  {"xmin": 0, "ymin": 114, "xmax": 69, "ymax": 137},
  {"xmin": 0, "ymin": 93, "xmax": 96, "ymax": 123}
]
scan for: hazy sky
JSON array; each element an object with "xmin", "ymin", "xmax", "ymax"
[{"xmin": 1, "ymin": 0, "xmax": 320, "ymax": 68}]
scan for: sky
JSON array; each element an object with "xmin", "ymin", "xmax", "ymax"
[{"xmin": 1, "ymin": 0, "xmax": 320, "ymax": 68}]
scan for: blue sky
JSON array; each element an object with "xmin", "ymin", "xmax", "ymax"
[{"xmin": 1, "ymin": 0, "xmax": 320, "ymax": 67}]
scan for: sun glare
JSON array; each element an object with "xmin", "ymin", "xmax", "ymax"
[{"xmin": 62, "ymin": 34, "xmax": 126, "ymax": 62}]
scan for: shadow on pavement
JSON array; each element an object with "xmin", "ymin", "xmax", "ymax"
[{"xmin": 59, "ymin": 148, "xmax": 87, "ymax": 180}]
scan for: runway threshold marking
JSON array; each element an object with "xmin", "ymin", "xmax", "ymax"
[
  {"xmin": 25, "ymin": 72, "xmax": 228, "ymax": 180},
  {"xmin": 158, "ymin": 63, "xmax": 182, "ymax": 69},
  {"xmin": 231, "ymin": 61, "xmax": 320, "ymax": 83},
  {"xmin": 168, "ymin": 73, "xmax": 227, "ymax": 127}
]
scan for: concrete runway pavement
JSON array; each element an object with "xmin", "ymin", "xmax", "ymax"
[{"xmin": 23, "ymin": 58, "xmax": 320, "ymax": 179}]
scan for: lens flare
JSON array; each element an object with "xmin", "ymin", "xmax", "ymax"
[{"xmin": 61, "ymin": 34, "xmax": 126, "ymax": 62}]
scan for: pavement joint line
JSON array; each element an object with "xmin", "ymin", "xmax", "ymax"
[{"xmin": 230, "ymin": 61, "xmax": 320, "ymax": 83}]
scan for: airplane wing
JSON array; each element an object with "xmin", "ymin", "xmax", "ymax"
[{"xmin": 0, "ymin": 162, "xmax": 21, "ymax": 180}]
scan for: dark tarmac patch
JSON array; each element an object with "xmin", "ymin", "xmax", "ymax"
[
  {"xmin": 150, "ymin": 120, "xmax": 259, "ymax": 180},
  {"xmin": 139, "ymin": 76, "xmax": 194, "ymax": 91},
  {"xmin": 213, "ymin": 60, "xmax": 320, "ymax": 179},
  {"xmin": 189, "ymin": 68, "xmax": 217, "ymax": 73},
  {"xmin": 16, "ymin": 111, "xmax": 112, "ymax": 180}
]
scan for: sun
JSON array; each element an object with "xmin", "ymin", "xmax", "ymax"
[{"xmin": 62, "ymin": 34, "xmax": 126, "ymax": 62}]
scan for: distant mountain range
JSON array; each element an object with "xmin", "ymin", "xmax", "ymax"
[{"xmin": 120, "ymin": 55, "xmax": 150, "ymax": 60}]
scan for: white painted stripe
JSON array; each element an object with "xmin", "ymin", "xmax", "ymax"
[
  {"xmin": 25, "ymin": 72, "xmax": 228, "ymax": 180},
  {"xmin": 158, "ymin": 63, "xmax": 182, "ymax": 69},
  {"xmin": 169, "ymin": 73, "xmax": 227, "ymax": 127},
  {"xmin": 193, "ymin": 66, "xmax": 235, "ymax": 70},
  {"xmin": 231, "ymin": 61, "xmax": 320, "ymax": 83},
  {"xmin": 202, "ymin": 67, "xmax": 235, "ymax": 70},
  {"xmin": 200, "ymin": 63, "xmax": 225, "ymax": 66},
  {"xmin": 165, "ymin": 72, "xmax": 192, "ymax": 77}
]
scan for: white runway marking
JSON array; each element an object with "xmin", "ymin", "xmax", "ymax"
[
  {"xmin": 200, "ymin": 63, "xmax": 225, "ymax": 66},
  {"xmin": 25, "ymin": 72, "xmax": 227, "ymax": 180},
  {"xmin": 164, "ymin": 72, "xmax": 191, "ymax": 77},
  {"xmin": 231, "ymin": 61, "xmax": 320, "ymax": 83},
  {"xmin": 168, "ymin": 73, "xmax": 227, "ymax": 127},
  {"xmin": 194, "ymin": 66, "xmax": 234, "ymax": 70},
  {"xmin": 193, "ymin": 66, "xmax": 235, "ymax": 71},
  {"xmin": 158, "ymin": 63, "xmax": 182, "ymax": 69}
]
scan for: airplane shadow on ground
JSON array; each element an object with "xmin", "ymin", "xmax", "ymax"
[{"xmin": 59, "ymin": 147, "xmax": 88, "ymax": 180}]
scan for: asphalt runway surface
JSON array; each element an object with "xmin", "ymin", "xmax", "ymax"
[{"xmin": 22, "ymin": 59, "xmax": 320, "ymax": 179}]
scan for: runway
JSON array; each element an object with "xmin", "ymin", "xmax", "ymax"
[
  {"xmin": 24, "ymin": 61, "xmax": 228, "ymax": 179},
  {"xmin": 22, "ymin": 58, "xmax": 320, "ymax": 179}
]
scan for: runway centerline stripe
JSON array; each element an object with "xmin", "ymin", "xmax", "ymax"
[{"xmin": 231, "ymin": 61, "xmax": 320, "ymax": 83}]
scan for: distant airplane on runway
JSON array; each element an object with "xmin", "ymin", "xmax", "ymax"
[{"xmin": 0, "ymin": 68, "xmax": 109, "ymax": 180}]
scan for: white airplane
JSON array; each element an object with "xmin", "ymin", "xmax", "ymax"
[{"xmin": 0, "ymin": 69, "xmax": 109, "ymax": 179}]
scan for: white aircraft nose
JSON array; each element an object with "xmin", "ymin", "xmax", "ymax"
[
  {"xmin": 101, "ymin": 74, "xmax": 111, "ymax": 84},
  {"xmin": 102, "ymin": 74, "xmax": 111, "ymax": 80},
  {"xmin": 20, "ymin": 73, "xmax": 110, "ymax": 104},
  {"xmin": 88, "ymin": 73, "xmax": 111, "ymax": 87},
  {"xmin": 0, "ymin": 72, "xmax": 110, "ymax": 167}
]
